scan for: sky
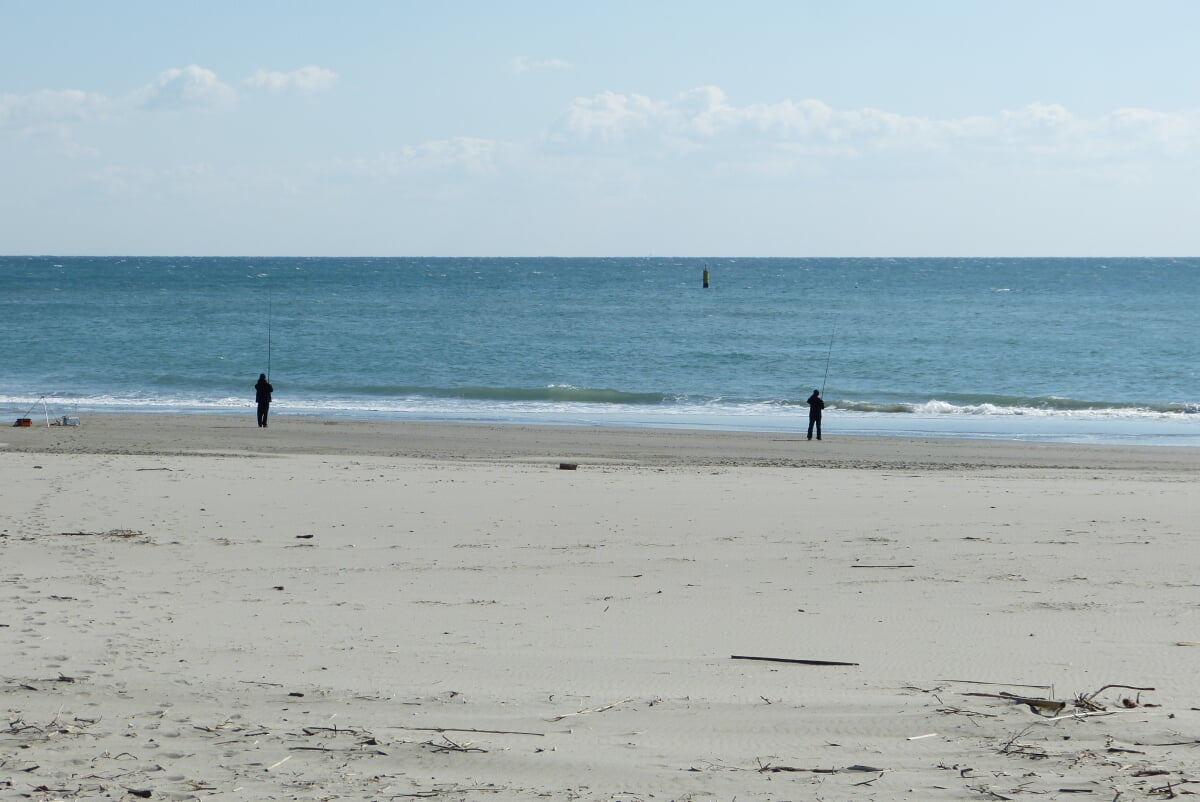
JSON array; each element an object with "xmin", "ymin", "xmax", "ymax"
[{"xmin": 2, "ymin": 0, "xmax": 1199, "ymax": 257}]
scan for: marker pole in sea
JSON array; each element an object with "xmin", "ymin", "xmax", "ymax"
[{"xmin": 703, "ymin": 265, "xmax": 710, "ymax": 288}]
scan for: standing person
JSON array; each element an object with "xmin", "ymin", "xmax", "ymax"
[
  {"xmin": 255, "ymin": 373, "xmax": 274, "ymax": 428},
  {"xmin": 806, "ymin": 389, "xmax": 825, "ymax": 441}
]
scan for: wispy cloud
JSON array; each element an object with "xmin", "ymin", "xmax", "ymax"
[
  {"xmin": 558, "ymin": 86, "xmax": 1200, "ymax": 165},
  {"xmin": 0, "ymin": 89, "xmax": 112, "ymax": 135},
  {"xmin": 130, "ymin": 65, "xmax": 238, "ymax": 110},
  {"xmin": 1, "ymin": 64, "xmax": 339, "ymax": 136},
  {"xmin": 508, "ymin": 56, "xmax": 573, "ymax": 75},
  {"xmin": 244, "ymin": 66, "xmax": 339, "ymax": 94}
]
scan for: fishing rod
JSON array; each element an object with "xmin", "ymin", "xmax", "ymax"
[
  {"xmin": 820, "ymin": 322, "xmax": 835, "ymax": 395},
  {"xmin": 266, "ymin": 287, "xmax": 272, "ymax": 380}
]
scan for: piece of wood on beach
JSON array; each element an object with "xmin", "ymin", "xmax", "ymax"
[
  {"xmin": 1075, "ymin": 683, "xmax": 1156, "ymax": 711},
  {"xmin": 851, "ymin": 564, "xmax": 915, "ymax": 569},
  {"xmin": 265, "ymin": 755, "xmax": 291, "ymax": 771},
  {"xmin": 558, "ymin": 462, "xmax": 578, "ymax": 470},
  {"xmin": 547, "ymin": 699, "xmax": 631, "ymax": 721},
  {"xmin": 942, "ymin": 679, "xmax": 1055, "ymax": 692},
  {"xmin": 421, "ymin": 735, "xmax": 487, "ymax": 753},
  {"xmin": 56, "ymin": 529, "xmax": 145, "ymax": 538},
  {"xmin": 732, "ymin": 655, "xmax": 859, "ymax": 667},
  {"xmin": 757, "ymin": 760, "xmax": 884, "ymax": 774},
  {"xmin": 961, "ymin": 691, "xmax": 1065, "ymax": 714},
  {"xmin": 1041, "ymin": 709, "xmax": 1144, "ymax": 722},
  {"xmin": 289, "ymin": 746, "xmax": 388, "ymax": 755},
  {"xmin": 397, "ymin": 726, "xmax": 544, "ymax": 737}
]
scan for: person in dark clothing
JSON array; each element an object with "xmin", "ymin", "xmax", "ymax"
[
  {"xmin": 255, "ymin": 373, "xmax": 274, "ymax": 428},
  {"xmin": 806, "ymin": 389, "xmax": 824, "ymax": 440}
]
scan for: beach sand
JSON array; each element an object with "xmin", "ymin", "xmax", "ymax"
[{"xmin": 3, "ymin": 414, "xmax": 1200, "ymax": 800}]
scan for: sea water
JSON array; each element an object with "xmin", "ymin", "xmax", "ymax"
[{"xmin": 2, "ymin": 256, "xmax": 1198, "ymax": 445}]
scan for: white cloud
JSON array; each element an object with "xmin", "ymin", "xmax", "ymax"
[
  {"xmin": 130, "ymin": 65, "xmax": 237, "ymax": 110},
  {"xmin": 1, "ymin": 64, "xmax": 339, "ymax": 140},
  {"xmin": 245, "ymin": 66, "xmax": 339, "ymax": 94},
  {"xmin": 559, "ymin": 87, "xmax": 1200, "ymax": 165},
  {"xmin": 563, "ymin": 90, "xmax": 667, "ymax": 142},
  {"xmin": 0, "ymin": 89, "xmax": 111, "ymax": 132},
  {"xmin": 3, "ymin": 67, "xmax": 238, "ymax": 132},
  {"xmin": 509, "ymin": 56, "xmax": 573, "ymax": 75}
]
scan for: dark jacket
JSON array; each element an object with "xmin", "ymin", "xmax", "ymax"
[
  {"xmin": 807, "ymin": 392, "xmax": 824, "ymax": 418},
  {"xmin": 255, "ymin": 378, "xmax": 273, "ymax": 404}
]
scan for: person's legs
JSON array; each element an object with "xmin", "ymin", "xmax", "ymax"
[{"xmin": 807, "ymin": 417, "xmax": 815, "ymax": 440}]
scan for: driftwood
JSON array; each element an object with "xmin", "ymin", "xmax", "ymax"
[
  {"xmin": 999, "ymin": 726, "xmax": 1049, "ymax": 759},
  {"xmin": 421, "ymin": 735, "xmax": 487, "ymax": 753},
  {"xmin": 962, "ymin": 691, "xmax": 1065, "ymax": 714},
  {"xmin": 732, "ymin": 655, "xmax": 859, "ymax": 667},
  {"xmin": 943, "ymin": 679, "xmax": 1055, "ymax": 692},
  {"xmin": 398, "ymin": 726, "xmax": 543, "ymax": 736},
  {"xmin": 851, "ymin": 564, "xmax": 914, "ymax": 569},
  {"xmin": 1041, "ymin": 709, "xmax": 1145, "ymax": 722},
  {"xmin": 548, "ymin": 699, "xmax": 630, "ymax": 721},
  {"xmin": 55, "ymin": 529, "xmax": 145, "ymax": 538},
  {"xmin": 937, "ymin": 706, "xmax": 998, "ymax": 718},
  {"xmin": 1074, "ymin": 683, "xmax": 1155, "ymax": 711},
  {"xmin": 290, "ymin": 745, "xmax": 388, "ymax": 755},
  {"xmin": 392, "ymin": 789, "xmax": 504, "ymax": 799},
  {"xmin": 301, "ymin": 725, "xmax": 366, "ymax": 735},
  {"xmin": 757, "ymin": 760, "xmax": 883, "ymax": 774},
  {"xmin": 1147, "ymin": 780, "xmax": 1200, "ymax": 796},
  {"xmin": 265, "ymin": 755, "xmax": 291, "ymax": 771}
]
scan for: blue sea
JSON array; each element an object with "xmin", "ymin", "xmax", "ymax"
[{"xmin": 2, "ymin": 256, "xmax": 1198, "ymax": 446}]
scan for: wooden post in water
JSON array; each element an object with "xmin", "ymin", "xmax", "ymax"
[{"xmin": 702, "ymin": 265, "xmax": 710, "ymax": 288}]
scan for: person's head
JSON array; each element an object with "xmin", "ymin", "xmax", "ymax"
[
  {"xmin": 259, "ymin": 373, "xmax": 267, "ymax": 381},
  {"xmin": 812, "ymin": 389, "xmax": 820, "ymax": 396}
]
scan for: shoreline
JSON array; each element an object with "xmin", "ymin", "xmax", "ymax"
[{"xmin": 4, "ymin": 411, "xmax": 1200, "ymax": 471}]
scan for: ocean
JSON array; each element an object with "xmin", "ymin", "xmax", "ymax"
[{"xmin": 2, "ymin": 256, "xmax": 1198, "ymax": 446}]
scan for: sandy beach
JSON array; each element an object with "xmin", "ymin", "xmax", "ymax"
[{"xmin": 4, "ymin": 414, "xmax": 1200, "ymax": 800}]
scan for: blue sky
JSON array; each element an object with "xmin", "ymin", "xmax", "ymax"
[{"xmin": 3, "ymin": 1, "xmax": 1198, "ymax": 256}]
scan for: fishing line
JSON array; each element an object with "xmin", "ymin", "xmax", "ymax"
[
  {"xmin": 820, "ymin": 322, "xmax": 836, "ymax": 395},
  {"xmin": 266, "ymin": 286, "xmax": 272, "ymax": 380}
]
